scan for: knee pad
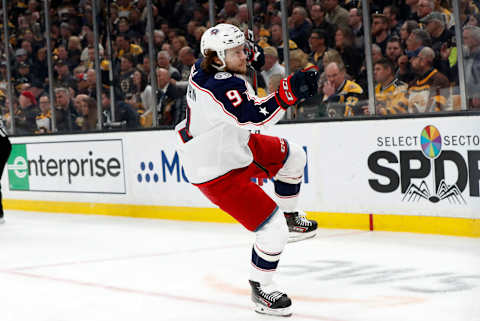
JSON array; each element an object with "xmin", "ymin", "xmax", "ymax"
[{"xmin": 274, "ymin": 141, "xmax": 306, "ymax": 185}]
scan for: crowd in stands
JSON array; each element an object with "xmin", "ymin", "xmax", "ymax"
[{"xmin": 0, "ymin": 0, "xmax": 479, "ymax": 135}]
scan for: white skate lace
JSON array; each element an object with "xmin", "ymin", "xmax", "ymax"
[
  {"xmin": 256, "ymin": 283, "xmax": 285, "ymax": 302},
  {"xmin": 259, "ymin": 289, "xmax": 284, "ymax": 302},
  {"xmin": 295, "ymin": 215, "xmax": 312, "ymax": 227}
]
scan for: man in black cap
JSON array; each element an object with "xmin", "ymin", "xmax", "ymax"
[{"xmin": 54, "ymin": 59, "xmax": 77, "ymax": 90}]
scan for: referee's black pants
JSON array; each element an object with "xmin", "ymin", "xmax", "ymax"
[{"xmin": 0, "ymin": 135, "xmax": 12, "ymax": 218}]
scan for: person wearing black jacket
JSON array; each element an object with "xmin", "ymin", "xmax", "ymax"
[
  {"xmin": 101, "ymin": 91, "xmax": 139, "ymax": 129},
  {"xmin": 15, "ymin": 91, "xmax": 40, "ymax": 135},
  {"xmin": 0, "ymin": 120, "xmax": 12, "ymax": 224}
]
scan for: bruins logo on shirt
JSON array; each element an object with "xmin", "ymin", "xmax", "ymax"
[{"xmin": 214, "ymin": 72, "xmax": 232, "ymax": 80}]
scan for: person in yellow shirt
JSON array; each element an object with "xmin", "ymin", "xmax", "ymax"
[
  {"xmin": 373, "ymin": 58, "xmax": 408, "ymax": 115},
  {"xmin": 321, "ymin": 61, "xmax": 365, "ymax": 117}
]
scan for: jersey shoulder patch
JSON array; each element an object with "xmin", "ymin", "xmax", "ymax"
[{"xmin": 214, "ymin": 72, "xmax": 232, "ymax": 80}]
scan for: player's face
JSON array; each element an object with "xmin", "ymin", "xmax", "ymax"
[{"xmin": 225, "ymin": 45, "xmax": 247, "ymax": 74}]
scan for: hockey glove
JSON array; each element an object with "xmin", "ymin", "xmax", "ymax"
[
  {"xmin": 245, "ymin": 41, "xmax": 265, "ymax": 71},
  {"xmin": 275, "ymin": 66, "xmax": 320, "ymax": 108}
]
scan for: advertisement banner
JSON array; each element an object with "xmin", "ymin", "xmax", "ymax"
[
  {"xmin": 2, "ymin": 116, "xmax": 479, "ymax": 220},
  {"xmin": 6, "ymin": 139, "xmax": 126, "ymax": 194}
]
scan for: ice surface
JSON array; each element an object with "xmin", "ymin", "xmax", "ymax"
[{"xmin": 1, "ymin": 211, "xmax": 479, "ymax": 321}]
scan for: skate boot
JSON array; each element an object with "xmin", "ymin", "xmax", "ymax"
[
  {"xmin": 284, "ymin": 211, "xmax": 317, "ymax": 243},
  {"xmin": 249, "ymin": 280, "xmax": 292, "ymax": 317}
]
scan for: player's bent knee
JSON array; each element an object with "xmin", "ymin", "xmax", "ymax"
[
  {"xmin": 256, "ymin": 209, "xmax": 289, "ymax": 253},
  {"xmin": 275, "ymin": 141, "xmax": 306, "ymax": 185}
]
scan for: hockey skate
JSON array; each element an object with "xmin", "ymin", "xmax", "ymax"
[
  {"xmin": 284, "ymin": 211, "xmax": 318, "ymax": 243},
  {"xmin": 249, "ymin": 280, "xmax": 292, "ymax": 317}
]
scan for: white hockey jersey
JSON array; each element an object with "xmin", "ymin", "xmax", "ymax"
[{"xmin": 175, "ymin": 59, "xmax": 286, "ymax": 184}]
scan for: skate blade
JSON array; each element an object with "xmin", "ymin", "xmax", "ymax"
[
  {"xmin": 287, "ymin": 231, "xmax": 316, "ymax": 243},
  {"xmin": 254, "ymin": 303, "xmax": 292, "ymax": 317}
]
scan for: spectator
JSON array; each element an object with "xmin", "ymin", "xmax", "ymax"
[
  {"xmin": 433, "ymin": 0, "xmax": 454, "ymax": 29},
  {"xmin": 372, "ymin": 44, "xmax": 384, "ymax": 64},
  {"xmin": 117, "ymin": 53, "xmax": 136, "ymax": 100},
  {"xmin": 466, "ymin": 13, "xmax": 480, "ymax": 27},
  {"xmin": 236, "ymin": 4, "xmax": 249, "ymax": 30},
  {"xmin": 32, "ymin": 47, "xmax": 48, "ymax": 84},
  {"xmin": 463, "ymin": 25, "xmax": 480, "ymax": 109},
  {"xmin": 67, "ymin": 36, "xmax": 82, "ymax": 68},
  {"xmin": 269, "ymin": 23, "xmax": 298, "ymax": 63},
  {"xmin": 172, "ymin": 0, "xmax": 197, "ymax": 28},
  {"xmin": 115, "ymin": 33, "xmax": 143, "ymax": 64},
  {"xmin": 58, "ymin": 22, "xmax": 73, "ymax": 47},
  {"xmin": 420, "ymin": 12, "xmax": 453, "ymax": 57},
  {"xmin": 289, "ymin": 6, "xmax": 312, "ymax": 53},
  {"xmin": 36, "ymin": 94, "xmax": 52, "ymax": 133},
  {"xmin": 308, "ymin": 29, "xmax": 329, "ymax": 73},
  {"xmin": 406, "ymin": 29, "xmax": 431, "ymax": 57},
  {"xmin": 261, "ymin": 46, "xmax": 285, "ymax": 89},
  {"xmin": 117, "ymin": 16, "xmax": 140, "ymax": 41},
  {"xmin": 15, "ymin": 63, "xmax": 32, "ymax": 88},
  {"xmin": 155, "ymin": 67, "xmax": 185, "ymax": 126},
  {"xmin": 349, "ymin": 8, "xmax": 364, "ymax": 51},
  {"xmin": 101, "ymin": 90, "xmax": 139, "ymax": 129},
  {"xmin": 371, "ymin": 13, "xmax": 390, "ymax": 55},
  {"xmin": 54, "ymin": 87, "xmax": 79, "ymax": 132},
  {"xmin": 185, "ymin": 21, "xmax": 198, "ymax": 47},
  {"xmin": 128, "ymin": 69, "xmax": 154, "ymax": 118},
  {"xmin": 334, "ymin": 26, "xmax": 361, "ymax": 79},
  {"xmin": 20, "ymin": 40, "xmax": 34, "ymax": 59},
  {"xmin": 373, "ymin": 58, "xmax": 408, "ymax": 115},
  {"xmin": 289, "ymin": 49, "xmax": 311, "ymax": 73},
  {"xmin": 323, "ymin": 0, "xmax": 349, "ymax": 29},
  {"xmin": 156, "ymin": 50, "xmax": 181, "ymax": 81},
  {"xmin": 153, "ymin": 29, "xmax": 166, "ymax": 51},
  {"xmin": 15, "ymin": 48, "xmax": 31, "ymax": 68},
  {"xmin": 171, "ymin": 36, "xmax": 189, "ymax": 68},
  {"xmin": 318, "ymin": 49, "xmax": 347, "ymax": 96},
  {"xmin": 405, "ymin": 0, "xmax": 421, "ymax": 21},
  {"xmin": 76, "ymin": 96, "xmax": 98, "ymax": 131},
  {"xmin": 83, "ymin": 68, "xmax": 97, "ymax": 98},
  {"xmin": 399, "ymin": 20, "xmax": 419, "ymax": 48},
  {"xmin": 29, "ymin": 80, "xmax": 46, "ymax": 101},
  {"xmin": 416, "ymin": 0, "xmax": 434, "ymax": 22},
  {"xmin": 177, "ymin": 46, "xmax": 197, "ymax": 81},
  {"xmin": 72, "ymin": 94, "xmax": 88, "ymax": 115},
  {"xmin": 321, "ymin": 62, "xmax": 365, "ymax": 117},
  {"xmin": 218, "ymin": 0, "xmax": 238, "ymax": 20},
  {"xmin": 15, "ymin": 91, "xmax": 39, "ymax": 135},
  {"xmin": 309, "ymin": 3, "xmax": 335, "ymax": 48},
  {"xmin": 408, "ymin": 47, "xmax": 450, "ymax": 113},
  {"xmin": 386, "ymin": 37, "xmax": 404, "ymax": 70},
  {"xmin": 56, "ymin": 44, "xmax": 76, "ymax": 71},
  {"xmin": 267, "ymin": 73, "xmax": 283, "ymax": 94},
  {"xmin": 383, "ymin": 5, "xmax": 403, "ymax": 36},
  {"xmin": 53, "ymin": 59, "xmax": 77, "ymax": 91}
]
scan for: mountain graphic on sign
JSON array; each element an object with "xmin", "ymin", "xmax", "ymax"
[{"xmin": 402, "ymin": 180, "xmax": 465, "ymax": 204}]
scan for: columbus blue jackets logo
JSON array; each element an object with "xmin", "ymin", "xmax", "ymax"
[{"xmin": 210, "ymin": 28, "xmax": 219, "ymax": 35}]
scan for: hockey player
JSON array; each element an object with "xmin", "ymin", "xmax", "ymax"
[
  {"xmin": 0, "ymin": 118, "xmax": 12, "ymax": 224},
  {"xmin": 175, "ymin": 24, "xmax": 319, "ymax": 316}
]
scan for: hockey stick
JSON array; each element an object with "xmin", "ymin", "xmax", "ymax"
[{"xmin": 246, "ymin": 0, "xmax": 258, "ymax": 95}]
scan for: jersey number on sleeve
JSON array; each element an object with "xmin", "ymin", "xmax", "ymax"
[{"xmin": 226, "ymin": 90, "xmax": 243, "ymax": 107}]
